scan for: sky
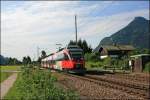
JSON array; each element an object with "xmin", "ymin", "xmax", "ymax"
[{"xmin": 1, "ymin": 1, "xmax": 149, "ymax": 61}]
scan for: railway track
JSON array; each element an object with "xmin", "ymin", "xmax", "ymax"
[
  {"xmin": 86, "ymin": 74, "xmax": 149, "ymax": 90},
  {"xmin": 63, "ymin": 73, "xmax": 149, "ymax": 99},
  {"xmin": 104, "ymin": 73, "xmax": 149, "ymax": 84}
]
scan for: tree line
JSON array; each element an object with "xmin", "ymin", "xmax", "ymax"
[
  {"xmin": 1, "ymin": 39, "xmax": 92, "ymax": 65},
  {"xmin": 37, "ymin": 39, "xmax": 92, "ymax": 63},
  {"xmin": 0, "ymin": 55, "xmax": 22, "ymax": 65},
  {"xmin": 22, "ymin": 56, "xmax": 32, "ymax": 65},
  {"xmin": 68, "ymin": 39, "xmax": 92, "ymax": 54},
  {"xmin": 1, "ymin": 38, "xmax": 149, "ymax": 66}
]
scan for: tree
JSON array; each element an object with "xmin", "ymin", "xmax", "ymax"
[
  {"xmin": 77, "ymin": 39, "xmax": 82, "ymax": 48},
  {"xmin": 37, "ymin": 57, "xmax": 41, "ymax": 63},
  {"xmin": 68, "ymin": 39, "xmax": 93, "ymax": 54},
  {"xmin": 68, "ymin": 40, "xmax": 76, "ymax": 45},
  {"xmin": 0, "ymin": 55, "xmax": 6, "ymax": 65},
  {"xmin": 88, "ymin": 45, "xmax": 93, "ymax": 53},
  {"xmin": 27, "ymin": 56, "xmax": 31, "ymax": 64},
  {"xmin": 22, "ymin": 57, "xmax": 27, "ymax": 65},
  {"xmin": 8, "ymin": 57, "xmax": 13, "ymax": 65},
  {"xmin": 22, "ymin": 56, "xmax": 31, "ymax": 65},
  {"xmin": 41, "ymin": 50, "xmax": 46, "ymax": 58},
  {"xmin": 82, "ymin": 40, "xmax": 88, "ymax": 53}
]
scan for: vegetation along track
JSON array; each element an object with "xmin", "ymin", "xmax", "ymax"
[{"xmin": 63, "ymin": 73, "xmax": 149, "ymax": 99}]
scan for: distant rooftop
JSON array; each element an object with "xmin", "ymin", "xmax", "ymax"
[
  {"xmin": 93, "ymin": 45, "xmax": 135, "ymax": 52},
  {"xmin": 130, "ymin": 54, "xmax": 150, "ymax": 57}
]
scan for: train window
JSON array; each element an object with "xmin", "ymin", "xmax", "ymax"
[
  {"xmin": 60, "ymin": 53, "xmax": 64, "ymax": 60},
  {"xmin": 64, "ymin": 54, "xmax": 69, "ymax": 60},
  {"xmin": 55, "ymin": 53, "xmax": 65, "ymax": 61},
  {"xmin": 70, "ymin": 52, "xmax": 83, "ymax": 59}
]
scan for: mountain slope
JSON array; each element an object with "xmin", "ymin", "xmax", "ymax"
[{"xmin": 100, "ymin": 17, "xmax": 150, "ymax": 49}]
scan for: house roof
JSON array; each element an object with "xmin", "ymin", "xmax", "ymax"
[
  {"xmin": 93, "ymin": 45, "xmax": 135, "ymax": 52},
  {"xmin": 130, "ymin": 54, "xmax": 150, "ymax": 57}
]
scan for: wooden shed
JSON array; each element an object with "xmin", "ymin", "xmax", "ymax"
[
  {"xmin": 130, "ymin": 54, "xmax": 150, "ymax": 72},
  {"xmin": 93, "ymin": 45, "xmax": 134, "ymax": 59}
]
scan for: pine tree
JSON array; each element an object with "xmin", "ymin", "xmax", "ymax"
[{"xmin": 41, "ymin": 50, "xmax": 46, "ymax": 58}]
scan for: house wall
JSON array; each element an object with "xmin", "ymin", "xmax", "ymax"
[
  {"xmin": 131, "ymin": 56, "xmax": 150, "ymax": 72},
  {"xmin": 100, "ymin": 55, "xmax": 108, "ymax": 59},
  {"xmin": 100, "ymin": 49, "xmax": 130, "ymax": 58},
  {"xmin": 133, "ymin": 57, "xmax": 143, "ymax": 72},
  {"xmin": 100, "ymin": 48, "xmax": 108, "ymax": 56},
  {"xmin": 142, "ymin": 56, "xmax": 150, "ymax": 70}
]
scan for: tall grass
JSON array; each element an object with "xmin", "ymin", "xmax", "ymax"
[
  {"xmin": 144, "ymin": 62, "xmax": 150, "ymax": 72},
  {"xmin": 85, "ymin": 54, "xmax": 130, "ymax": 71},
  {"xmin": 0, "ymin": 65, "xmax": 21, "ymax": 71},
  {"xmin": 0, "ymin": 72, "xmax": 12, "ymax": 83},
  {"xmin": 5, "ymin": 65, "xmax": 78, "ymax": 100}
]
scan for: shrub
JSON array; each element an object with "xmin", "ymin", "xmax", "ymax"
[
  {"xmin": 5, "ymin": 66, "xmax": 78, "ymax": 100},
  {"xmin": 84, "ymin": 53, "xmax": 99, "ymax": 62},
  {"xmin": 103, "ymin": 57, "xmax": 111, "ymax": 66},
  {"xmin": 144, "ymin": 62, "xmax": 150, "ymax": 72}
]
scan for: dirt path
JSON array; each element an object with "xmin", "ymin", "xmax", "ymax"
[
  {"xmin": 1, "ymin": 70, "xmax": 21, "ymax": 73},
  {"xmin": 0, "ymin": 73, "xmax": 18, "ymax": 99}
]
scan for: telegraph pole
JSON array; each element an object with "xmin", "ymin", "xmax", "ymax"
[
  {"xmin": 75, "ymin": 15, "xmax": 78, "ymax": 45},
  {"xmin": 37, "ymin": 46, "xmax": 40, "ymax": 60}
]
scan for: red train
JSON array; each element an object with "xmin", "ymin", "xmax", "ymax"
[{"xmin": 41, "ymin": 45, "xmax": 86, "ymax": 74}]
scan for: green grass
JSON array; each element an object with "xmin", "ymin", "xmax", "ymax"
[
  {"xmin": 0, "ymin": 65, "xmax": 21, "ymax": 71},
  {"xmin": 143, "ymin": 64, "xmax": 150, "ymax": 72},
  {"xmin": 4, "ymin": 74, "xmax": 20, "ymax": 99},
  {"xmin": 85, "ymin": 61, "xmax": 103, "ymax": 69},
  {"xmin": 144, "ymin": 66, "xmax": 150, "ymax": 72},
  {"xmin": 0, "ymin": 72, "xmax": 13, "ymax": 83},
  {"xmin": 4, "ymin": 66, "xmax": 78, "ymax": 100},
  {"xmin": 0, "ymin": 65, "xmax": 21, "ymax": 83}
]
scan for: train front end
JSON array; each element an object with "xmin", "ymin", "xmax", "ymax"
[{"xmin": 67, "ymin": 45, "xmax": 86, "ymax": 74}]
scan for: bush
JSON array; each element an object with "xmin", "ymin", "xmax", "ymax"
[
  {"xmin": 85, "ymin": 55, "xmax": 130, "ymax": 71},
  {"xmin": 84, "ymin": 53, "xmax": 99, "ymax": 62},
  {"xmin": 103, "ymin": 57, "xmax": 111, "ymax": 66},
  {"xmin": 5, "ymin": 66, "xmax": 78, "ymax": 100},
  {"xmin": 144, "ymin": 62, "xmax": 150, "ymax": 72}
]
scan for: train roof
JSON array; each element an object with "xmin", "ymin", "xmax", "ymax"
[
  {"xmin": 55, "ymin": 45, "xmax": 82, "ymax": 52},
  {"xmin": 41, "ymin": 45, "xmax": 83, "ymax": 61},
  {"xmin": 66, "ymin": 45, "xmax": 83, "ymax": 52},
  {"xmin": 66, "ymin": 45, "xmax": 79, "ymax": 49}
]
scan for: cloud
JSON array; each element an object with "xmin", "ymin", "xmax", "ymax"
[
  {"xmin": 1, "ymin": 1, "xmax": 149, "ymax": 60},
  {"xmin": 78, "ymin": 9, "xmax": 149, "ymax": 48},
  {"xmin": 2, "ymin": 1, "xmax": 98, "ymax": 60}
]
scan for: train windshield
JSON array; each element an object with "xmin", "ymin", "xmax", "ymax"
[
  {"xmin": 70, "ymin": 52, "xmax": 83, "ymax": 60},
  {"xmin": 67, "ymin": 45, "xmax": 84, "ymax": 60}
]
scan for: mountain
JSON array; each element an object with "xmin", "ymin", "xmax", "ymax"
[
  {"xmin": 0, "ymin": 55, "xmax": 7, "ymax": 65},
  {"xmin": 99, "ymin": 17, "xmax": 150, "ymax": 49}
]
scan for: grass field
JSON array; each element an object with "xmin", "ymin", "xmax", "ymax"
[
  {"xmin": 0, "ymin": 65, "xmax": 21, "ymax": 71},
  {"xmin": 143, "ymin": 65, "xmax": 150, "ymax": 72},
  {"xmin": 0, "ymin": 72, "xmax": 13, "ymax": 83},
  {"xmin": 4, "ymin": 67, "xmax": 78, "ymax": 99},
  {"xmin": 85, "ymin": 61, "xmax": 104, "ymax": 69},
  {"xmin": 0, "ymin": 65, "xmax": 21, "ymax": 83}
]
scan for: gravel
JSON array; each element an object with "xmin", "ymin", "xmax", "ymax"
[{"xmin": 53, "ymin": 72, "xmax": 145, "ymax": 100}]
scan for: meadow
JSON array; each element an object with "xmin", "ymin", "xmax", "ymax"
[
  {"xmin": 0, "ymin": 65, "xmax": 21, "ymax": 83},
  {"xmin": 4, "ymin": 65, "xmax": 78, "ymax": 100},
  {"xmin": 0, "ymin": 72, "xmax": 13, "ymax": 83},
  {"xmin": 0, "ymin": 65, "xmax": 21, "ymax": 71}
]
